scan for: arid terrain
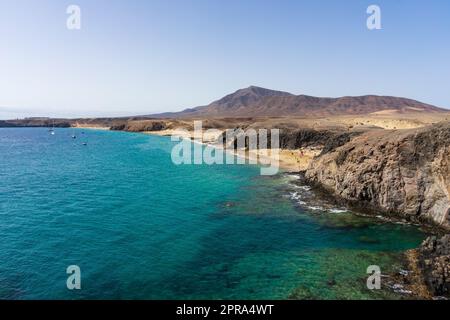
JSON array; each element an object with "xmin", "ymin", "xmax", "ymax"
[{"xmin": 2, "ymin": 86, "xmax": 450, "ymax": 298}]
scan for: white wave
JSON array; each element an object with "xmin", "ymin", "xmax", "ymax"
[
  {"xmin": 288, "ymin": 183, "xmax": 311, "ymax": 191},
  {"xmin": 328, "ymin": 208, "xmax": 348, "ymax": 214},
  {"xmin": 289, "ymin": 192, "xmax": 307, "ymax": 205},
  {"xmin": 290, "ymin": 192, "xmax": 300, "ymax": 200}
]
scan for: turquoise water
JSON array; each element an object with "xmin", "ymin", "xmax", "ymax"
[{"xmin": 0, "ymin": 128, "xmax": 426, "ymax": 299}]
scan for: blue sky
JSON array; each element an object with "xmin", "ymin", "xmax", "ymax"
[{"xmin": 0, "ymin": 0, "xmax": 449, "ymax": 119}]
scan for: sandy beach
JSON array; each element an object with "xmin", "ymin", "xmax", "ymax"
[{"xmin": 145, "ymin": 129, "xmax": 320, "ymax": 172}]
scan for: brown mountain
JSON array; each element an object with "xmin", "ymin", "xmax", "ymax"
[{"xmin": 152, "ymin": 86, "xmax": 446, "ymax": 118}]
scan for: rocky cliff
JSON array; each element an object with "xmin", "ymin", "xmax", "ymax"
[{"xmin": 305, "ymin": 122, "xmax": 450, "ymax": 229}]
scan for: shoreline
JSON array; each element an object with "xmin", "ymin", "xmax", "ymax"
[
  {"xmin": 70, "ymin": 126, "xmax": 450, "ymax": 234},
  {"xmin": 33, "ymin": 125, "xmax": 450, "ymax": 299},
  {"xmin": 119, "ymin": 127, "xmax": 447, "ymax": 232},
  {"xmin": 72, "ymin": 125, "xmax": 111, "ymax": 130}
]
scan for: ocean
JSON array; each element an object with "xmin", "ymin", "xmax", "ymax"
[{"xmin": 0, "ymin": 128, "xmax": 426, "ymax": 299}]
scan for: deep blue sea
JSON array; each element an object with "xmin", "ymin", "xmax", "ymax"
[{"xmin": 0, "ymin": 128, "xmax": 427, "ymax": 299}]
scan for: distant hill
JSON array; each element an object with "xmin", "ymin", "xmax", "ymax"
[{"xmin": 151, "ymin": 86, "xmax": 447, "ymax": 118}]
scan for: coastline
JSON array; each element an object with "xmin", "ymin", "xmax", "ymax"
[
  {"xmin": 114, "ymin": 127, "xmax": 447, "ymax": 233},
  {"xmin": 142, "ymin": 128, "xmax": 448, "ymax": 299},
  {"xmin": 143, "ymin": 129, "xmax": 319, "ymax": 172},
  {"xmin": 61, "ymin": 126, "xmax": 450, "ymax": 298},
  {"xmin": 131, "ymin": 128, "xmax": 442, "ymax": 299},
  {"xmin": 2, "ymin": 125, "xmax": 446, "ymax": 299},
  {"xmin": 72, "ymin": 125, "xmax": 111, "ymax": 130}
]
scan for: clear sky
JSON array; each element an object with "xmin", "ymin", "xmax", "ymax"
[{"xmin": 0, "ymin": 0, "xmax": 449, "ymax": 119}]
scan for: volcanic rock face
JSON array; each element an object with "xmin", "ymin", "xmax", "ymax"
[
  {"xmin": 305, "ymin": 122, "xmax": 450, "ymax": 229},
  {"xmin": 419, "ymin": 235, "xmax": 450, "ymax": 296},
  {"xmin": 279, "ymin": 129, "xmax": 362, "ymax": 151},
  {"xmin": 152, "ymin": 86, "xmax": 447, "ymax": 118},
  {"xmin": 222, "ymin": 128, "xmax": 361, "ymax": 150}
]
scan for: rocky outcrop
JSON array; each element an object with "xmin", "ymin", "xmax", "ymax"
[
  {"xmin": 279, "ymin": 129, "xmax": 363, "ymax": 152},
  {"xmin": 418, "ymin": 235, "xmax": 450, "ymax": 296},
  {"xmin": 305, "ymin": 122, "xmax": 450, "ymax": 229}
]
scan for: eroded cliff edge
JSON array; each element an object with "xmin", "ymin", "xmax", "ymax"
[{"xmin": 305, "ymin": 122, "xmax": 450, "ymax": 230}]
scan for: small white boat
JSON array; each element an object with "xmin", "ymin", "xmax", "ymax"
[{"xmin": 49, "ymin": 120, "xmax": 55, "ymax": 135}]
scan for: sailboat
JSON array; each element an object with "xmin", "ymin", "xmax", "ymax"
[{"xmin": 49, "ymin": 120, "xmax": 55, "ymax": 135}]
